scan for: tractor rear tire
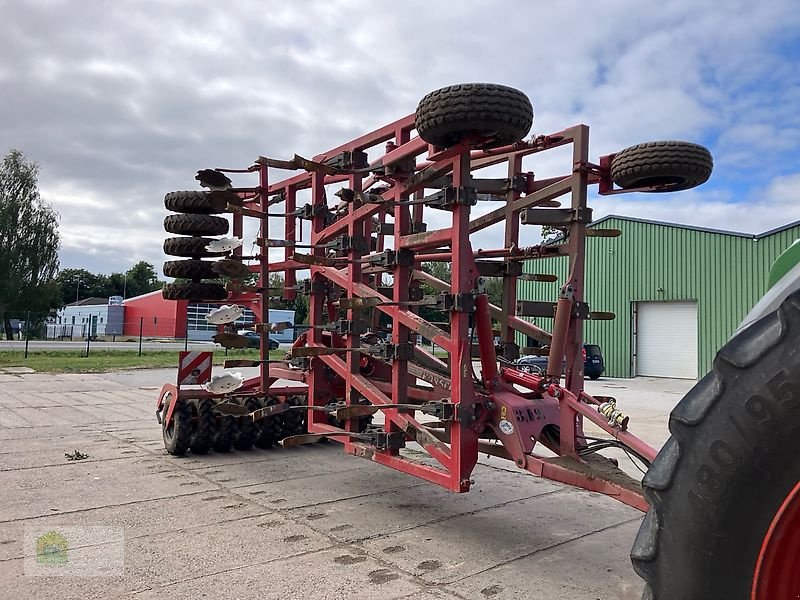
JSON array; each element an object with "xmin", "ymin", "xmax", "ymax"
[
  {"xmin": 162, "ymin": 259, "xmax": 217, "ymax": 280},
  {"xmin": 415, "ymin": 83, "xmax": 533, "ymax": 149},
  {"xmin": 162, "ymin": 396, "xmax": 192, "ymax": 456},
  {"xmin": 164, "ymin": 214, "xmax": 229, "ymax": 236},
  {"xmin": 611, "ymin": 141, "xmax": 712, "ymax": 192},
  {"xmin": 162, "ymin": 282, "xmax": 227, "ymax": 302},
  {"xmin": 189, "ymin": 398, "xmax": 216, "ymax": 454},
  {"xmin": 631, "ymin": 290, "xmax": 800, "ymax": 599},
  {"xmin": 164, "ymin": 191, "xmax": 225, "ymax": 215},
  {"xmin": 163, "ymin": 236, "xmax": 227, "ymax": 258}
]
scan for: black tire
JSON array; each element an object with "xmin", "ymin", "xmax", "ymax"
[
  {"xmin": 213, "ymin": 416, "xmax": 235, "ymax": 452},
  {"xmin": 415, "ymin": 83, "xmax": 533, "ymax": 149},
  {"xmin": 164, "ymin": 214, "xmax": 229, "ymax": 236},
  {"xmin": 163, "ymin": 236, "xmax": 227, "ymax": 258},
  {"xmin": 162, "ymin": 282, "xmax": 227, "ymax": 302},
  {"xmin": 232, "ymin": 397, "xmax": 260, "ymax": 451},
  {"xmin": 162, "ymin": 259, "xmax": 217, "ymax": 280},
  {"xmin": 631, "ymin": 290, "xmax": 800, "ymax": 599},
  {"xmin": 189, "ymin": 398, "xmax": 215, "ymax": 454},
  {"xmin": 254, "ymin": 396, "xmax": 282, "ymax": 449},
  {"xmin": 282, "ymin": 395, "xmax": 307, "ymax": 436},
  {"xmin": 164, "ymin": 191, "xmax": 225, "ymax": 215},
  {"xmin": 162, "ymin": 396, "xmax": 192, "ymax": 456},
  {"xmin": 589, "ymin": 374, "xmax": 600, "ymax": 381},
  {"xmin": 611, "ymin": 141, "xmax": 712, "ymax": 192}
]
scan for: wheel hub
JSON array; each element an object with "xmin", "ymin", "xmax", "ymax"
[{"xmin": 752, "ymin": 480, "xmax": 800, "ymax": 599}]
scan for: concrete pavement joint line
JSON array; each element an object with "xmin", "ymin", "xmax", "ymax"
[
  {"xmin": 280, "ymin": 482, "xmax": 429, "ymax": 512},
  {"xmin": 444, "ymin": 515, "xmax": 645, "ymax": 585},
  {"xmin": 129, "ymin": 544, "xmax": 338, "ymax": 594},
  {"xmin": 0, "ymin": 487, "xmax": 223, "ymax": 525},
  {"xmin": 225, "ymin": 464, "xmax": 372, "ymax": 489},
  {"xmin": 0, "ymin": 453, "xmax": 152, "ymax": 473},
  {"xmin": 0, "ymin": 511, "xmax": 276, "ymax": 563}
]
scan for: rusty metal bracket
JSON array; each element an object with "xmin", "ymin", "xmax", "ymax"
[
  {"xmin": 370, "ymin": 342, "xmax": 414, "ymax": 362},
  {"xmin": 520, "ymin": 206, "xmax": 593, "ymax": 226},
  {"xmin": 324, "ymin": 150, "xmax": 369, "ymax": 171},
  {"xmin": 516, "ymin": 300, "xmax": 590, "ymax": 319},
  {"xmin": 424, "ymin": 185, "xmax": 478, "ymax": 209},
  {"xmin": 365, "ymin": 248, "xmax": 415, "ymax": 267},
  {"xmin": 475, "ymin": 260, "xmax": 523, "ymax": 278}
]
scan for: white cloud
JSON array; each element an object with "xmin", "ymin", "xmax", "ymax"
[{"xmin": 0, "ymin": 0, "xmax": 798, "ymax": 274}]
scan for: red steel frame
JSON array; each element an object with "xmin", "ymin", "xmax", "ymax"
[{"xmin": 159, "ymin": 113, "xmax": 662, "ymax": 512}]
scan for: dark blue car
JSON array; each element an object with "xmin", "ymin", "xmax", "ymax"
[{"xmin": 514, "ymin": 344, "xmax": 604, "ymax": 380}]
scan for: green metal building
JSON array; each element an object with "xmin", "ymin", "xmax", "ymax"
[{"xmin": 517, "ymin": 215, "xmax": 800, "ymax": 379}]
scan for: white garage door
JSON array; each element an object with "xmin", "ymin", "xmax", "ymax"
[{"xmin": 636, "ymin": 301, "xmax": 698, "ymax": 379}]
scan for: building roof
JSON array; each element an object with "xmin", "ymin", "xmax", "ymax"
[
  {"xmin": 65, "ymin": 297, "xmax": 109, "ymax": 307},
  {"xmin": 590, "ymin": 214, "xmax": 800, "ymax": 239},
  {"xmin": 122, "ymin": 289, "xmax": 163, "ymax": 303}
]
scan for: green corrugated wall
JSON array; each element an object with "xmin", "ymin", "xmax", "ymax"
[{"xmin": 517, "ymin": 217, "xmax": 800, "ymax": 378}]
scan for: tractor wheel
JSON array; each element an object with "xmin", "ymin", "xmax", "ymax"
[
  {"xmin": 163, "ymin": 236, "xmax": 227, "ymax": 258},
  {"xmin": 254, "ymin": 396, "xmax": 282, "ymax": 449},
  {"xmin": 631, "ymin": 290, "xmax": 800, "ymax": 599},
  {"xmin": 282, "ymin": 395, "xmax": 307, "ymax": 436},
  {"xmin": 611, "ymin": 141, "xmax": 712, "ymax": 192},
  {"xmin": 164, "ymin": 214, "xmax": 229, "ymax": 236},
  {"xmin": 189, "ymin": 398, "xmax": 216, "ymax": 454},
  {"xmin": 415, "ymin": 83, "xmax": 533, "ymax": 149},
  {"xmin": 213, "ymin": 416, "xmax": 235, "ymax": 452},
  {"xmin": 162, "ymin": 259, "xmax": 217, "ymax": 280},
  {"xmin": 232, "ymin": 397, "xmax": 260, "ymax": 451},
  {"xmin": 162, "ymin": 395, "xmax": 192, "ymax": 456},
  {"xmin": 162, "ymin": 282, "xmax": 226, "ymax": 302},
  {"xmin": 164, "ymin": 190, "xmax": 225, "ymax": 215}
]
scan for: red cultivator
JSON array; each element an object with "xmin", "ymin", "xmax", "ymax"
[{"xmin": 155, "ymin": 83, "xmax": 766, "ymax": 597}]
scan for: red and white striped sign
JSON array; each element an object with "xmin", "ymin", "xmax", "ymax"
[{"xmin": 177, "ymin": 351, "xmax": 213, "ymax": 386}]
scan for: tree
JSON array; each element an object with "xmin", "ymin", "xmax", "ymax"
[
  {"xmin": 541, "ymin": 225, "xmax": 564, "ymax": 244},
  {"xmin": 55, "ymin": 268, "xmax": 109, "ymax": 305},
  {"xmin": 0, "ymin": 150, "xmax": 60, "ymax": 339},
  {"xmin": 124, "ymin": 261, "xmax": 160, "ymax": 298}
]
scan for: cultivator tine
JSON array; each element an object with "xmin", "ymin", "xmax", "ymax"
[
  {"xmin": 222, "ymin": 359, "xmax": 289, "ymax": 368},
  {"xmin": 291, "ymin": 253, "xmax": 339, "ymax": 267},
  {"xmin": 588, "ymin": 311, "xmax": 616, "ymax": 320},
  {"xmin": 195, "ymin": 169, "xmax": 233, "ymax": 191},
  {"xmin": 289, "ymin": 346, "xmax": 359, "ymax": 357},
  {"xmin": 255, "ymin": 321, "xmax": 294, "ymax": 333},
  {"xmin": 212, "ymin": 332, "xmax": 251, "ymax": 348},
  {"xmin": 338, "ymin": 296, "xmax": 382, "ymax": 310},
  {"xmin": 212, "ymin": 258, "xmax": 252, "ymax": 279},
  {"xmin": 585, "ymin": 229, "xmax": 622, "ymax": 238},
  {"xmin": 519, "ymin": 273, "xmax": 559, "ymax": 282},
  {"xmin": 213, "ymin": 402, "xmax": 251, "ymax": 416}
]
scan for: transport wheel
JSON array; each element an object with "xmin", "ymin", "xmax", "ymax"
[
  {"xmin": 282, "ymin": 395, "xmax": 307, "ymax": 436},
  {"xmin": 611, "ymin": 141, "xmax": 712, "ymax": 192},
  {"xmin": 213, "ymin": 415, "xmax": 235, "ymax": 452},
  {"xmin": 162, "ymin": 259, "xmax": 217, "ymax": 280},
  {"xmin": 415, "ymin": 83, "xmax": 533, "ymax": 149},
  {"xmin": 164, "ymin": 214, "xmax": 229, "ymax": 236},
  {"xmin": 232, "ymin": 397, "xmax": 260, "ymax": 451},
  {"xmin": 162, "ymin": 282, "xmax": 227, "ymax": 302},
  {"xmin": 164, "ymin": 190, "xmax": 225, "ymax": 215},
  {"xmin": 254, "ymin": 396, "xmax": 282, "ymax": 449},
  {"xmin": 189, "ymin": 398, "xmax": 215, "ymax": 454},
  {"xmin": 162, "ymin": 395, "xmax": 192, "ymax": 456},
  {"xmin": 163, "ymin": 236, "xmax": 227, "ymax": 258},
  {"xmin": 631, "ymin": 290, "xmax": 800, "ymax": 599}
]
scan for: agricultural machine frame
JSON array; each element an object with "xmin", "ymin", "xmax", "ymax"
[{"xmin": 158, "ymin": 103, "xmax": 674, "ymax": 512}]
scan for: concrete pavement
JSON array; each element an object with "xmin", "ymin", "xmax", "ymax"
[{"xmin": 0, "ymin": 370, "xmax": 693, "ymax": 599}]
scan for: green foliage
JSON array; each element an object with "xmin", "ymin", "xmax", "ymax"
[
  {"xmin": 268, "ymin": 273, "xmax": 309, "ymax": 324},
  {"xmin": 541, "ymin": 225, "xmax": 563, "ymax": 243},
  {"xmin": 56, "ymin": 261, "xmax": 162, "ymax": 305},
  {"xmin": 0, "ymin": 149, "xmax": 61, "ymax": 338}
]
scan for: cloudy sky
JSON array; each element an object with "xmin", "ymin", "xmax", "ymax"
[{"xmin": 2, "ymin": 0, "xmax": 799, "ymax": 275}]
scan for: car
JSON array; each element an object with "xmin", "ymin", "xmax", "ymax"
[
  {"xmin": 513, "ymin": 343, "xmax": 605, "ymax": 380},
  {"xmin": 236, "ymin": 330, "xmax": 280, "ymax": 350}
]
